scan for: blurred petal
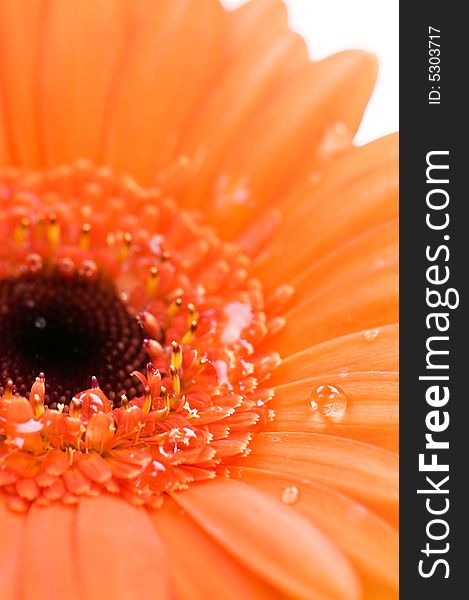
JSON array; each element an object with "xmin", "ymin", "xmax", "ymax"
[
  {"xmin": 22, "ymin": 504, "xmax": 82, "ymax": 600},
  {"xmin": 173, "ymin": 478, "xmax": 361, "ymax": 600},
  {"xmin": 270, "ymin": 266, "xmax": 398, "ymax": 353},
  {"xmin": 289, "ymin": 218, "xmax": 398, "ymax": 305},
  {"xmin": 271, "ymin": 324, "xmax": 398, "ymax": 383},
  {"xmin": 230, "ymin": 466, "xmax": 398, "ymax": 595},
  {"xmin": 38, "ymin": 0, "xmax": 128, "ymax": 166},
  {"xmin": 0, "ymin": 0, "xmax": 45, "ymax": 166},
  {"xmin": 203, "ymin": 51, "xmax": 378, "ymax": 236},
  {"xmin": 0, "ymin": 501, "xmax": 24, "ymax": 600},
  {"xmin": 252, "ymin": 135, "xmax": 398, "ymax": 289},
  {"xmin": 151, "ymin": 497, "xmax": 278, "ymax": 600},
  {"xmin": 77, "ymin": 495, "xmax": 171, "ymax": 599},
  {"xmin": 104, "ymin": 0, "xmax": 222, "ymax": 183},
  {"xmin": 244, "ymin": 432, "xmax": 398, "ymax": 526}
]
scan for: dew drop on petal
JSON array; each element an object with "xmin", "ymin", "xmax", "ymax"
[
  {"xmin": 363, "ymin": 328, "xmax": 379, "ymax": 341},
  {"xmin": 310, "ymin": 384, "xmax": 348, "ymax": 420},
  {"xmin": 319, "ymin": 122, "xmax": 352, "ymax": 158},
  {"xmin": 281, "ymin": 486, "xmax": 299, "ymax": 505}
]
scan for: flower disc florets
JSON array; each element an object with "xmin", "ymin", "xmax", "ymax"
[{"xmin": 0, "ymin": 161, "xmax": 283, "ymax": 511}]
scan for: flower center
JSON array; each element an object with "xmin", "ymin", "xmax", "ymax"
[
  {"xmin": 0, "ymin": 162, "xmax": 284, "ymax": 513},
  {"xmin": 0, "ymin": 270, "xmax": 147, "ymax": 406}
]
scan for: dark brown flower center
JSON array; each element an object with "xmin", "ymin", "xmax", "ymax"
[{"xmin": 0, "ymin": 270, "xmax": 147, "ymax": 406}]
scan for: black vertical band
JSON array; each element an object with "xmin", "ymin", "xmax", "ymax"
[{"xmin": 400, "ymin": 2, "xmax": 467, "ymax": 597}]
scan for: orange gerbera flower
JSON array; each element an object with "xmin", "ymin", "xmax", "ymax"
[{"xmin": 0, "ymin": 1, "xmax": 398, "ymax": 599}]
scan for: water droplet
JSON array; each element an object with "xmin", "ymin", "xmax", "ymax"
[
  {"xmin": 363, "ymin": 328, "xmax": 379, "ymax": 341},
  {"xmin": 281, "ymin": 486, "xmax": 299, "ymax": 505},
  {"xmin": 214, "ymin": 174, "xmax": 256, "ymax": 209},
  {"xmin": 34, "ymin": 317, "xmax": 47, "ymax": 330},
  {"xmin": 232, "ymin": 186, "xmax": 253, "ymax": 206},
  {"xmin": 310, "ymin": 384, "xmax": 348, "ymax": 420},
  {"xmin": 319, "ymin": 122, "xmax": 352, "ymax": 158}
]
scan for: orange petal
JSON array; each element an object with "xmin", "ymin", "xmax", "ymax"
[
  {"xmin": 230, "ymin": 466, "xmax": 398, "ymax": 595},
  {"xmin": 77, "ymin": 495, "xmax": 171, "ymax": 599},
  {"xmin": 203, "ymin": 51, "xmax": 378, "ymax": 237},
  {"xmin": 178, "ymin": 1, "xmax": 308, "ymax": 210},
  {"xmin": 0, "ymin": 500, "xmax": 24, "ymax": 599},
  {"xmin": 37, "ymin": 0, "xmax": 127, "ymax": 166},
  {"xmin": 63, "ymin": 466, "xmax": 91, "ymax": 496},
  {"xmin": 269, "ymin": 266, "xmax": 398, "ymax": 353},
  {"xmin": 173, "ymin": 478, "xmax": 361, "ymax": 600},
  {"xmin": 270, "ymin": 324, "xmax": 398, "ymax": 384},
  {"xmin": 104, "ymin": 0, "xmax": 222, "ymax": 183},
  {"xmin": 280, "ymin": 131, "xmax": 398, "ymax": 217},
  {"xmin": 22, "ymin": 504, "xmax": 82, "ymax": 600},
  {"xmin": 252, "ymin": 135, "xmax": 398, "ymax": 290},
  {"xmin": 243, "ymin": 432, "xmax": 398, "ymax": 526},
  {"xmin": 151, "ymin": 497, "xmax": 278, "ymax": 600},
  {"xmin": 223, "ymin": 0, "xmax": 304, "ymax": 64},
  {"xmin": 42, "ymin": 448, "xmax": 70, "ymax": 476},
  {"xmin": 76, "ymin": 451, "xmax": 113, "ymax": 483},
  {"xmin": 0, "ymin": 0, "xmax": 45, "ymax": 166},
  {"xmin": 290, "ymin": 218, "xmax": 398, "ymax": 305},
  {"xmin": 269, "ymin": 371, "xmax": 398, "ymax": 451},
  {"xmin": 0, "ymin": 90, "xmax": 9, "ymax": 164}
]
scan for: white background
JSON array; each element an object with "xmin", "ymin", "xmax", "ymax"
[{"xmin": 221, "ymin": 0, "xmax": 399, "ymax": 144}]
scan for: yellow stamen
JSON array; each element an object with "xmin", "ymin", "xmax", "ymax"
[
  {"xmin": 181, "ymin": 319, "xmax": 198, "ymax": 344},
  {"xmin": 33, "ymin": 393, "xmax": 45, "ymax": 418},
  {"xmin": 13, "ymin": 217, "xmax": 29, "ymax": 246},
  {"xmin": 171, "ymin": 341, "xmax": 183, "ymax": 369},
  {"xmin": 142, "ymin": 386, "xmax": 152, "ymax": 414},
  {"xmin": 170, "ymin": 364, "xmax": 181, "ymax": 394},
  {"xmin": 187, "ymin": 302, "xmax": 198, "ymax": 325},
  {"xmin": 4, "ymin": 379, "xmax": 14, "ymax": 400},
  {"xmin": 147, "ymin": 266, "xmax": 159, "ymax": 294},
  {"xmin": 47, "ymin": 213, "xmax": 60, "ymax": 246},
  {"xmin": 121, "ymin": 394, "xmax": 130, "ymax": 410},
  {"xmin": 167, "ymin": 297, "xmax": 182, "ymax": 318},
  {"xmin": 69, "ymin": 397, "xmax": 82, "ymax": 418},
  {"xmin": 160, "ymin": 386, "xmax": 170, "ymax": 410},
  {"xmin": 118, "ymin": 232, "xmax": 132, "ymax": 261},
  {"xmin": 80, "ymin": 223, "xmax": 91, "ymax": 250}
]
